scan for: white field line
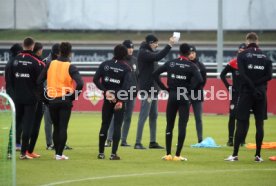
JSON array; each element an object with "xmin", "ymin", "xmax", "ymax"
[{"xmin": 40, "ymin": 168, "xmax": 276, "ymax": 186}]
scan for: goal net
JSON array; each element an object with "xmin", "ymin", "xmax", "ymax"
[{"xmin": 0, "ymin": 92, "xmax": 16, "ymax": 186}]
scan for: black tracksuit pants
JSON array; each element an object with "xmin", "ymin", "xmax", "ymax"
[
  {"xmin": 15, "ymin": 103, "xmax": 37, "ymax": 155},
  {"xmin": 233, "ymin": 119, "xmax": 263, "ymax": 157},
  {"xmin": 48, "ymin": 101, "xmax": 72, "ymax": 156},
  {"xmin": 166, "ymin": 92, "xmax": 190, "ymax": 156},
  {"xmin": 28, "ymin": 101, "xmax": 43, "ymax": 153},
  {"xmin": 99, "ymin": 99, "xmax": 125, "ymax": 155}
]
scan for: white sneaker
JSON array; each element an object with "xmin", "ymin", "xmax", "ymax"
[
  {"xmin": 254, "ymin": 156, "xmax": 264, "ymax": 162},
  {"xmin": 56, "ymin": 155, "xmax": 69, "ymax": 160},
  {"xmin": 224, "ymin": 155, "xmax": 238, "ymax": 161}
]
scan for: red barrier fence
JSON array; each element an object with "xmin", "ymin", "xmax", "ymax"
[{"xmin": 1, "ymin": 76, "xmax": 276, "ymax": 114}]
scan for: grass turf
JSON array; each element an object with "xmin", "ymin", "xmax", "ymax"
[{"xmin": 15, "ymin": 113, "xmax": 276, "ymax": 186}]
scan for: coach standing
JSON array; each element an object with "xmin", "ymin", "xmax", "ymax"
[
  {"xmin": 134, "ymin": 34, "xmax": 175, "ymax": 149},
  {"xmin": 37, "ymin": 42, "xmax": 83, "ymax": 160},
  {"xmin": 225, "ymin": 32, "xmax": 272, "ymax": 162}
]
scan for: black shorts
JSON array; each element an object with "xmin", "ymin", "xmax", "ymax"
[
  {"xmin": 229, "ymin": 92, "xmax": 239, "ymax": 117},
  {"xmin": 236, "ymin": 92, "xmax": 267, "ymax": 121}
]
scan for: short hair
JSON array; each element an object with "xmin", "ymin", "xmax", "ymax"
[
  {"xmin": 246, "ymin": 32, "xmax": 258, "ymax": 44},
  {"xmin": 33, "ymin": 42, "xmax": 43, "ymax": 54},
  {"xmin": 113, "ymin": 44, "xmax": 128, "ymax": 60},
  {"xmin": 9, "ymin": 43, "xmax": 23, "ymax": 57},
  {"xmin": 179, "ymin": 43, "xmax": 191, "ymax": 56},
  {"xmin": 23, "ymin": 37, "xmax": 34, "ymax": 48},
  {"xmin": 59, "ymin": 42, "xmax": 72, "ymax": 57}
]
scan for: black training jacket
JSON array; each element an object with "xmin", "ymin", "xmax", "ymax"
[
  {"xmin": 93, "ymin": 59, "xmax": 132, "ymax": 101},
  {"xmin": 126, "ymin": 55, "xmax": 139, "ymax": 91},
  {"xmin": 190, "ymin": 58, "xmax": 207, "ymax": 102},
  {"xmin": 137, "ymin": 42, "xmax": 172, "ymax": 94},
  {"xmin": 9, "ymin": 50, "xmax": 45, "ymax": 104},
  {"xmin": 237, "ymin": 43, "xmax": 272, "ymax": 93},
  {"xmin": 220, "ymin": 58, "xmax": 240, "ymax": 92},
  {"xmin": 153, "ymin": 56, "xmax": 203, "ymax": 94}
]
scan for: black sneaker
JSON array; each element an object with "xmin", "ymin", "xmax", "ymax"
[
  {"xmin": 97, "ymin": 153, "xmax": 105, "ymax": 159},
  {"xmin": 105, "ymin": 140, "xmax": 112, "ymax": 147},
  {"xmin": 64, "ymin": 145, "xmax": 73, "ymax": 150},
  {"xmin": 121, "ymin": 142, "xmax": 131, "ymax": 147},
  {"xmin": 254, "ymin": 156, "xmax": 264, "ymax": 162},
  {"xmin": 134, "ymin": 143, "xmax": 146, "ymax": 149},
  {"xmin": 110, "ymin": 154, "xmax": 120, "ymax": 160},
  {"xmin": 227, "ymin": 141, "xmax": 234, "ymax": 147},
  {"xmin": 149, "ymin": 142, "xmax": 164, "ymax": 149},
  {"xmin": 240, "ymin": 142, "xmax": 246, "ymax": 147}
]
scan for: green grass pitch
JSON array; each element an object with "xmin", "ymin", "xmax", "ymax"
[{"xmin": 16, "ymin": 113, "xmax": 276, "ymax": 186}]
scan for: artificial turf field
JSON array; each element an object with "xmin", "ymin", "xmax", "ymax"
[{"xmin": 16, "ymin": 113, "xmax": 276, "ymax": 186}]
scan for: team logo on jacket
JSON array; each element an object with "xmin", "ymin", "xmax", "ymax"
[
  {"xmin": 170, "ymin": 62, "xmax": 175, "ymax": 67},
  {"xmin": 248, "ymin": 64, "xmax": 253, "ymax": 69},
  {"xmin": 13, "ymin": 60, "xmax": 18, "ymax": 66},
  {"xmin": 171, "ymin": 73, "xmax": 175, "ymax": 79},
  {"xmin": 104, "ymin": 65, "xmax": 110, "ymax": 71},
  {"xmin": 246, "ymin": 53, "xmax": 253, "ymax": 58},
  {"xmin": 133, "ymin": 64, "xmax": 137, "ymax": 71},
  {"xmin": 104, "ymin": 76, "xmax": 110, "ymax": 82}
]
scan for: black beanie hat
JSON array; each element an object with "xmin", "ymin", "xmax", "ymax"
[
  {"xmin": 180, "ymin": 43, "xmax": 191, "ymax": 56},
  {"xmin": 9, "ymin": 43, "xmax": 23, "ymax": 57},
  {"xmin": 122, "ymin": 40, "xmax": 134, "ymax": 48},
  {"xmin": 145, "ymin": 34, "xmax": 158, "ymax": 44},
  {"xmin": 114, "ymin": 44, "xmax": 128, "ymax": 60},
  {"xmin": 190, "ymin": 45, "xmax": 196, "ymax": 52},
  {"xmin": 239, "ymin": 43, "xmax": 247, "ymax": 50}
]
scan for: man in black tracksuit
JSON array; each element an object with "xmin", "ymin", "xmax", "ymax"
[
  {"xmin": 134, "ymin": 34, "xmax": 175, "ymax": 149},
  {"xmin": 225, "ymin": 32, "xmax": 272, "ymax": 162},
  {"xmin": 188, "ymin": 45, "xmax": 207, "ymax": 143},
  {"xmin": 153, "ymin": 43, "xmax": 203, "ymax": 161},
  {"xmin": 5, "ymin": 43, "xmax": 23, "ymax": 149},
  {"xmin": 220, "ymin": 43, "xmax": 248, "ymax": 147},
  {"xmin": 94, "ymin": 44, "xmax": 132, "ymax": 160},
  {"xmin": 9, "ymin": 37, "xmax": 45, "ymax": 159},
  {"xmin": 106, "ymin": 40, "xmax": 139, "ymax": 147}
]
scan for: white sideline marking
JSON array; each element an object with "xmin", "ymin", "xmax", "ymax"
[{"xmin": 41, "ymin": 168, "xmax": 276, "ymax": 186}]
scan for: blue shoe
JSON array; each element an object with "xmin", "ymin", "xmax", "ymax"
[{"xmin": 16, "ymin": 144, "xmax": 21, "ymax": 151}]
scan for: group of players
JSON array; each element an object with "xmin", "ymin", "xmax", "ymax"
[
  {"xmin": 4, "ymin": 32, "xmax": 272, "ymax": 162},
  {"xmin": 5, "ymin": 39, "xmax": 83, "ymax": 160}
]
